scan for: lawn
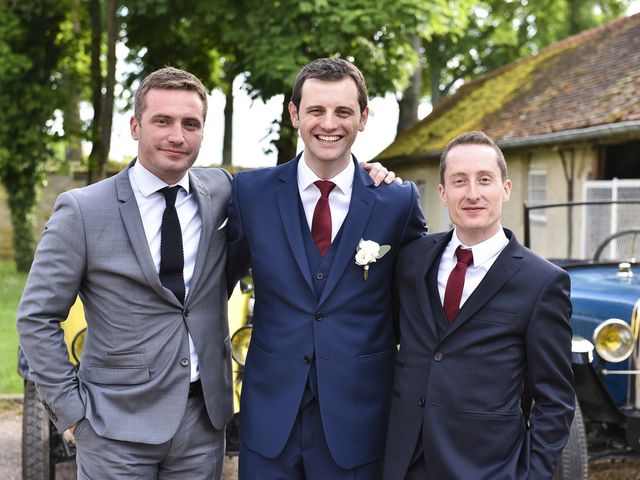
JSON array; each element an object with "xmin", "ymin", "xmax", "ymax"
[{"xmin": 0, "ymin": 260, "xmax": 27, "ymax": 394}]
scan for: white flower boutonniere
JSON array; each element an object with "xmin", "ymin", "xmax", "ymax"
[{"xmin": 355, "ymin": 239, "xmax": 391, "ymax": 280}]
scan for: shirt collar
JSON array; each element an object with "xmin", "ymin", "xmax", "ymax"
[
  {"xmin": 450, "ymin": 227, "xmax": 508, "ymax": 268},
  {"xmin": 132, "ymin": 160, "xmax": 191, "ymax": 197},
  {"xmin": 297, "ymin": 155, "xmax": 355, "ymax": 195}
]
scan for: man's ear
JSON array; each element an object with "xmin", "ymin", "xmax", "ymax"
[
  {"xmin": 288, "ymin": 102, "xmax": 300, "ymax": 128},
  {"xmin": 438, "ymin": 184, "xmax": 448, "ymax": 205},
  {"xmin": 130, "ymin": 116, "xmax": 140, "ymax": 141}
]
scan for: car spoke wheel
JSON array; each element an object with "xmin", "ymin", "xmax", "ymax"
[
  {"xmin": 22, "ymin": 380, "xmax": 54, "ymax": 480},
  {"xmin": 553, "ymin": 397, "xmax": 588, "ymax": 480}
]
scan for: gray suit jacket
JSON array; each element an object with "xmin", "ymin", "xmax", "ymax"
[{"xmin": 17, "ymin": 163, "xmax": 234, "ymax": 444}]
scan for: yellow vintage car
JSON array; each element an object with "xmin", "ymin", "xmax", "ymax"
[{"xmin": 19, "ymin": 280, "xmax": 253, "ymax": 479}]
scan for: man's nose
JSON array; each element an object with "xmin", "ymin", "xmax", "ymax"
[
  {"xmin": 319, "ymin": 114, "xmax": 337, "ymax": 130},
  {"xmin": 167, "ymin": 124, "xmax": 185, "ymax": 143}
]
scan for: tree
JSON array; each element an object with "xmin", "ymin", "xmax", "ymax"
[
  {"xmin": 224, "ymin": 0, "xmax": 459, "ymax": 164},
  {"xmin": 87, "ymin": 0, "xmax": 119, "ymax": 183},
  {"xmin": 0, "ymin": 1, "xmax": 71, "ymax": 271},
  {"xmin": 396, "ymin": 0, "xmax": 630, "ymax": 134}
]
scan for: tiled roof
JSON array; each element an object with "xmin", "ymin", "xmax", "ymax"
[{"xmin": 377, "ymin": 13, "xmax": 640, "ymax": 161}]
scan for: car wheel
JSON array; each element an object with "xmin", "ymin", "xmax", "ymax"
[
  {"xmin": 552, "ymin": 397, "xmax": 588, "ymax": 480},
  {"xmin": 22, "ymin": 380, "xmax": 54, "ymax": 480}
]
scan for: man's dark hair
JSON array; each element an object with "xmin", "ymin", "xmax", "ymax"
[
  {"xmin": 290, "ymin": 58, "xmax": 368, "ymax": 112},
  {"xmin": 134, "ymin": 66, "xmax": 208, "ymax": 121},
  {"xmin": 439, "ymin": 131, "xmax": 508, "ymax": 184}
]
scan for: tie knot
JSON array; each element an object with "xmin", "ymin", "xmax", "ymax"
[
  {"xmin": 160, "ymin": 186, "xmax": 181, "ymax": 207},
  {"xmin": 455, "ymin": 246, "xmax": 473, "ymax": 266},
  {"xmin": 314, "ymin": 180, "xmax": 336, "ymax": 198}
]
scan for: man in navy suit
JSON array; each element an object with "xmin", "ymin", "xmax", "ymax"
[
  {"xmin": 227, "ymin": 58, "xmax": 426, "ymax": 479},
  {"xmin": 383, "ymin": 131, "xmax": 575, "ymax": 479}
]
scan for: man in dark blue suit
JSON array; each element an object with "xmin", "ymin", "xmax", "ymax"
[
  {"xmin": 227, "ymin": 58, "xmax": 426, "ymax": 479},
  {"xmin": 383, "ymin": 131, "xmax": 575, "ymax": 479}
]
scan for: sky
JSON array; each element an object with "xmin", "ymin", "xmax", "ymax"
[{"xmin": 108, "ymin": 2, "xmax": 640, "ymax": 169}]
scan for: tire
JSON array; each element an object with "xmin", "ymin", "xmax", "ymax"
[
  {"xmin": 552, "ymin": 397, "xmax": 588, "ymax": 480},
  {"xmin": 22, "ymin": 380, "xmax": 54, "ymax": 480}
]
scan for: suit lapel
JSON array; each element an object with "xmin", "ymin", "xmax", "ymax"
[
  {"xmin": 116, "ymin": 163, "xmax": 178, "ymax": 304},
  {"xmin": 275, "ymin": 155, "xmax": 315, "ymax": 294},
  {"xmin": 186, "ymin": 171, "xmax": 218, "ymax": 305},
  {"xmin": 318, "ymin": 161, "xmax": 375, "ymax": 307},
  {"xmin": 415, "ymin": 232, "xmax": 452, "ymax": 341},
  {"xmin": 442, "ymin": 233, "xmax": 523, "ymax": 340}
]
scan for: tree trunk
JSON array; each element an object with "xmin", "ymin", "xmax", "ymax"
[
  {"xmin": 87, "ymin": 0, "xmax": 103, "ymax": 185},
  {"xmin": 5, "ymin": 168, "xmax": 39, "ymax": 272},
  {"xmin": 276, "ymin": 98, "xmax": 297, "ymax": 165},
  {"xmin": 396, "ymin": 35, "xmax": 423, "ymax": 136},
  {"xmin": 97, "ymin": 0, "xmax": 118, "ymax": 180},
  {"xmin": 424, "ymin": 39, "xmax": 445, "ymax": 107},
  {"xmin": 222, "ymin": 82, "xmax": 233, "ymax": 166}
]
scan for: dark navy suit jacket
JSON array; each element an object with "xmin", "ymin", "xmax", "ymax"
[
  {"xmin": 226, "ymin": 155, "xmax": 426, "ymax": 469},
  {"xmin": 383, "ymin": 229, "xmax": 575, "ymax": 480}
]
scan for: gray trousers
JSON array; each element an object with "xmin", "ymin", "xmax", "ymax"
[{"xmin": 74, "ymin": 394, "xmax": 224, "ymax": 479}]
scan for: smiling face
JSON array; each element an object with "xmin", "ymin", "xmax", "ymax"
[
  {"xmin": 130, "ymin": 88, "xmax": 204, "ymax": 184},
  {"xmin": 439, "ymin": 144, "xmax": 512, "ymax": 246},
  {"xmin": 288, "ymin": 77, "xmax": 368, "ymax": 179}
]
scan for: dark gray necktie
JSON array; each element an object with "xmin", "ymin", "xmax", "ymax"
[{"xmin": 159, "ymin": 186, "xmax": 185, "ymax": 304}]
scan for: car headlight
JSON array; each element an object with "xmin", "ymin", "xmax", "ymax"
[
  {"xmin": 71, "ymin": 327, "xmax": 87, "ymax": 364},
  {"xmin": 593, "ymin": 318, "xmax": 635, "ymax": 362},
  {"xmin": 231, "ymin": 324, "xmax": 253, "ymax": 366}
]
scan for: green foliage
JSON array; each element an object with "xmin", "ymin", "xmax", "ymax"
[
  {"xmin": 423, "ymin": 0, "xmax": 630, "ymax": 102},
  {"xmin": 121, "ymin": 0, "xmax": 461, "ymax": 163},
  {"xmin": 0, "ymin": 260, "xmax": 27, "ymax": 394},
  {"xmin": 0, "ymin": 1, "xmax": 72, "ymax": 271}
]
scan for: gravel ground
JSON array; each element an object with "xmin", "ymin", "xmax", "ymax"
[
  {"xmin": 0, "ymin": 396, "xmax": 238, "ymax": 479},
  {"xmin": 1, "ymin": 395, "xmax": 639, "ymax": 480}
]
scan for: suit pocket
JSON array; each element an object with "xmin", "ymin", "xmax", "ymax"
[
  {"xmin": 473, "ymin": 309, "xmax": 519, "ymax": 326},
  {"xmin": 81, "ymin": 365, "xmax": 150, "ymax": 385}
]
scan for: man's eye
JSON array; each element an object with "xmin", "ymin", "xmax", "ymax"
[
  {"xmin": 336, "ymin": 110, "xmax": 351, "ymax": 118},
  {"xmin": 184, "ymin": 122, "xmax": 200, "ymax": 131},
  {"xmin": 479, "ymin": 177, "xmax": 492, "ymax": 184}
]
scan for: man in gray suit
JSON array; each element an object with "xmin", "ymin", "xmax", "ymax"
[{"xmin": 17, "ymin": 67, "xmax": 234, "ymax": 479}]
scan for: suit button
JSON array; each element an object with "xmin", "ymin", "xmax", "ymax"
[
  {"xmin": 433, "ymin": 352, "xmax": 443, "ymax": 362},
  {"xmin": 304, "ymin": 355, "xmax": 312, "ymax": 365},
  {"xmin": 316, "ymin": 272, "xmax": 324, "ymax": 280},
  {"xmin": 315, "ymin": 312, "xmax": 324, "ymax": 321},
  {"xmin": 180, "ymin": 358, "xmax": 189, "ymax": 367},
  {"xmin": 418, "ymin": 398, "xmax": 426, "ymax": 407},
  {"xmin": 184, "ymin": 308, "xmax": 190, "ymax": 317}
]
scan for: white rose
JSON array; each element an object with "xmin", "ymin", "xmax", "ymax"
[
  {"xmin": 358, "ymin": 240, "xmax": 381, "ymax": 257},
  {"xmin": 355, "ymin": 249, "xmax": 378, "ymax": 266}
]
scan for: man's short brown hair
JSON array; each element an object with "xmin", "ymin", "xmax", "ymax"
[
  {"xmin": 134, "ymin": 67, "xmax": 208, "ymax": 121},
  {"xmin": 439, "ymin": 131, "xmax": 508, "ymax": 184},
  {"xmin": 290, "ymin": 58, "xmax": 368, "ymax": 113}
]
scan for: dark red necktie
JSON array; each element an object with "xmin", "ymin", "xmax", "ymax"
[
  {"xmin": 311, "ymin": 180, "xmax": 336, "ymax": 257},
  {"xmin": 443, "ymin": 246, "xmax": 474, "ymax": 323}
]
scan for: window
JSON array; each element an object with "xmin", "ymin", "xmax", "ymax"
[{"xmin": 528, "ymin": 170, "xmax": 547, "ymax": 223}]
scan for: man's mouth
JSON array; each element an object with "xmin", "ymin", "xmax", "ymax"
[{"xmin": 317, "ymin": 135, "xmax": 341, "ymax": 143}]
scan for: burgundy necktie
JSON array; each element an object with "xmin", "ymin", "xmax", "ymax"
[
  {"xmin": 311, "ymin": 180, "xmax": 336, "ymax": 257},
  {"xmin": 443, "ymin": 246, "xmax": 474, "ymax": 323}
]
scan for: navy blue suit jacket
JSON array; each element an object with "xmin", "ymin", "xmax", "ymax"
[
  {"xmin": 226, "ymin": 155, "xmax": 426, "ymax": 469},
  {"xmin": 383, "ymin": 229, "xmax": 575, "ymax": 480}
]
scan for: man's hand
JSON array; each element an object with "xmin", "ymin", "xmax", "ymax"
[
  {"xmin": 360, "ymin": 161, "xmax": 402, "ymax": 186},
  {"xmin": 64, "ymin": 424, "xmax": 78, "ymax": 444}
]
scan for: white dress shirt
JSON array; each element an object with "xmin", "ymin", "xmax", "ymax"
[
  {"xmin": 297, "ymin": 157, "xmax": 354, "ymax": 242},
  {"xmin": 129, "ymin": 161, "xmax": 201, "ymax": 381},
  {"xmin": 437, "ymin": 228, "xmax": 509, "ymax": 308}
]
